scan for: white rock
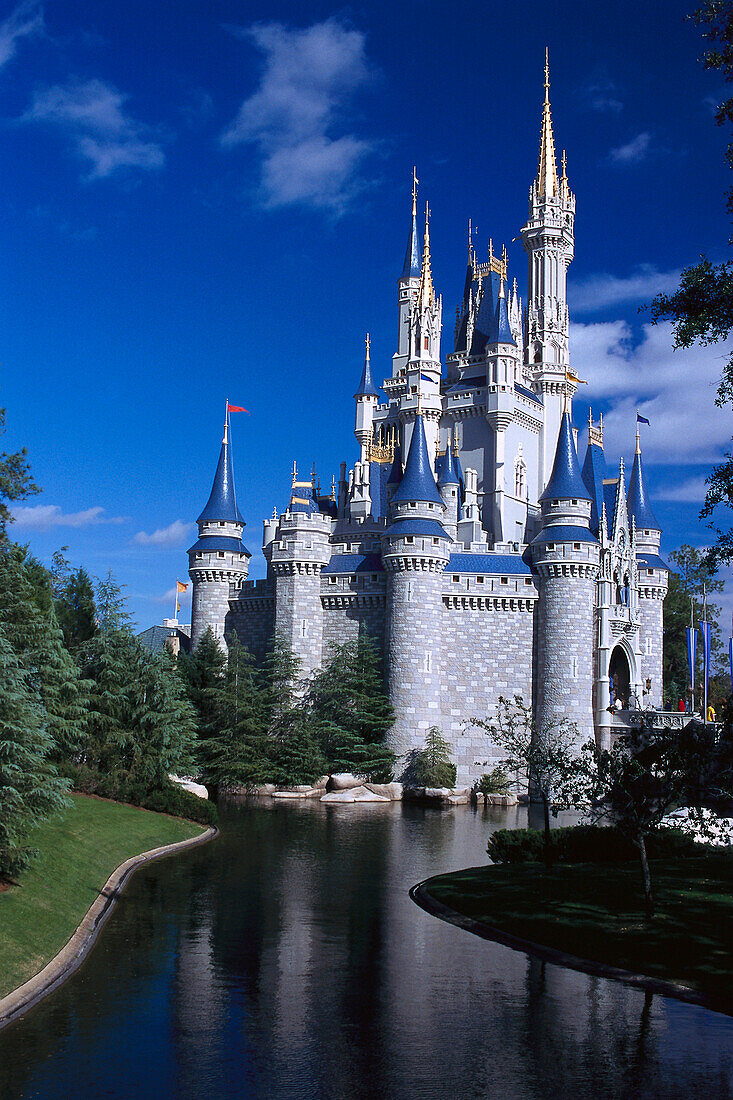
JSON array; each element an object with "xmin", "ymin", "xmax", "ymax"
[
  {"xmin": 365, "ymin": 782, "xmax": 403, "ymax": 801},
  {"xmin": 169, "ymin": 775, "xmax": 209, "ymax": 800},
  {"xmin": 327, "ymin": 773, "xmax": 366, "ymax": 791},
  {"xmin": 320, "ymin": 785, "xmax": 390, "ymax": 803},
  {"xmin": 255, "ymin": 783, "xmax": 277, "ymax": 796},
  {"xmin": 272, "ymin": 790, "xmax": 310, "ymax": 799}
]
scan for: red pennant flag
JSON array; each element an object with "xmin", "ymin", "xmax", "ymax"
[{"xmin": 227, "ymin": 404, "xmax": 250, "ymax": 414}]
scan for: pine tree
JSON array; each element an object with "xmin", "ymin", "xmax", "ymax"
[
  {"xmin": 0, "ymin": 406, "xmax": 38, "ymax": 538},
  {"xmin": 178, "ymin": 626, "xmax": 227, "ymax": 740},
  {"xmin": 0, "ymin": 624, "xmax": 70, "ymax": 878},
  {"xmin": 95, "ymin": 570, "xmax": 132, "ymax": 634},
  {"xmin": 55, "ymin": 566, "xmax": 98, "ymax": 651},
  {"xmin": 127, "ymin": 647, "xmax": 198, "ymax": 789},
  {"xmin": 200, "ymin": 639, "xmax": 271, "ymax": 791},
  {"xmin": 0, "ymin": 545, "xmax": 89, "ymax": 760},
  {"xmin": 260, "ymin": 633, "xmax": 302, "ymax": 730}
]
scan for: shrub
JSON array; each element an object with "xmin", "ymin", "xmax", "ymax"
[
  {"xmin": 60, "ymin": 762, "xmax": 218, "ymax": 828},
  {"xmin": 478, "ymin": 768, "xmax": 510, "ymax": 796},
  {"xmin": 488, "ymin": 824, "xmax": 706, "ymax": 864},
  {"xmin": 402, "ymin": 727, "xmax": 457, "ymax": 788}
]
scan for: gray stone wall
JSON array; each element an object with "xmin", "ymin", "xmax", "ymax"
[
  {"xmin": 190, "ymin": 575, "xmax": 237, "ymax": 650},
  {"xmin": 536, "ymin": 567, "xmax": 598, "ymax": 744},
  {"xmin": 638, "ymin": 584, "xmax": 666, "ymax": 707},
  {"xmin": 227, "ymin": 580, "xmax": 275, "ymax": 661},
  {"xmin": 441, "ymin": 598, "xmax": 537, "ymax": 785},
  {"xmin": 322, "ymin": 596, "xmax": 386, "ymax": 654},
  {"xmin": 274, "ymin": 569, "xmax": 325, "ymax": 682}
]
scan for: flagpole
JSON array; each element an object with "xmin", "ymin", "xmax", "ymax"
[
  {"xmin": 703, "ymin": 584, "xmax": 708, "ymax": 725},
  {"xmin": 173, "ymin": 580, "xmax": 178, "ymax": 624}
]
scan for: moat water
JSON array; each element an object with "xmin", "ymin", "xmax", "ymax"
[{"xmin": 1, "ymin": 798, "xmax": 732, "ymax": 1099}]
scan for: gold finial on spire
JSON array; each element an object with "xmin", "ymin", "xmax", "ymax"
[
  {"xmin": 588, "ymin": 405, "xmax": 593, "ymax": 429},
  {"xmin": 223, "ymin": 398, "xmax": 229, "ymax": 444},
  {"xmin": 536, "ymin": 47, "xmax": 559, "ymax": 199},
  {"xmin": 291, "ymin": 460, "xmax": 298, "ymax": 484},
  {"xmin": 331, "ymin": 475, "xmax": 336, "ymax": 501},
  {"xmin": 467, "ymin": 218, "xmax": 473, "ymax": 263},
  {"xmin": 418, "ymin": 200, "xmax": 435, "ymax": 308},
  {"xmin": 636, "ymin": 416, "xmax": 641, "ymax": 456},
  {"xmin": 365, "ymin": 332, "xmax": 371, "ymax": 360},
  {"xmin": 411, "ymin": 166, "xmax": 419, "ymax": 217}
]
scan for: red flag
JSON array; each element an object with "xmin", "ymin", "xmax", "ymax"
[{"xmin": 227, "ymin": 404, "xmax": 250, "ymax": 414}]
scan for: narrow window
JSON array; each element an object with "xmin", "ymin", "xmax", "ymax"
[
  {"xmin": 500, "ymin": 576, "xmax": 508, "ymax": 585},
  {"xmin": 217, "ymin": 551, "xmax": 225, "ymax": 559},
  {"xmin": 424, "ymin": 651, "xmax": 432, "ymax": 673},
  {"xmin": 571, "ymin": 656, "xmax": 578, "ymax": 678},
  {"xmin": 423, "ymin": 336, "xmax": 429, "ymax": 350},
  {"xmin": 574, "ymin": 542, "xmax": 581, "ymax": 550},
  {"xmin": 453, "ymin": 575, "xmax": 459, "ymax": 582},
  {"xmin": 477, "ymin": 576, "xmax": 484, "ymax": 584},
  {"xmin": 406, "ymin": 581, "xmax": 413, "ymax": 603},
  {"xmin": 301, "ymin": 619, "xmax": 308, "ymax": 637},
  {"xmin": 406, "ymin": 535, "xmax": 414, "ymax": 544}
]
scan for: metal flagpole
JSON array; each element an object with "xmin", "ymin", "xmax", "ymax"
[
  {"xmin": 173, "ymin": 581, "xmax": 179, "ymax": 624},
  {"xmin": 703, "ymin": 585, "xmax": 708, "ymax": 725}
]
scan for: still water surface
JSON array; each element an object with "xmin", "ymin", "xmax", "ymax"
[{"xmin": 1, "ymin": 798, "xmax": 732, "ymax": 1099}]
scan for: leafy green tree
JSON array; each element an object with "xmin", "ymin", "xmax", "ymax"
[
  {"xmin": 0, "ymin": 624, "xmax": 70, "ymax": 879},
  {"xmin": 403, "ymin": 726, "xmax": 457, "ymax": 789},
  {"xmin": 199, "ymin": 639, "xmax": 271, "ymax": 792},
  {"xmin": 55, "ymin": 566, "xmax": 98, "ymax": 651},
  {"xmin": 663, "ymin": 545, "xmax": 725, "ymax": 707},
  {"xmin": 306, "ymin": 636, "xmax": 395, "ymax": 781},
  {"xmin": 0, "ymin": 406, "xmax": 39, "ymax": 537},
  {"xmin": 178, "ymin": 626, "xmax": 227, "ymax": 741},
  {"xmin": 473, "ymin": 696, "xmax": 582, "ymax": 869},
  {"xmin": 648, "ymin": 2, "xmax": 733, "ymax": 563},
  {"xmin": 0, "ymin": 544, "xmax": 89, "ymax": 759}
]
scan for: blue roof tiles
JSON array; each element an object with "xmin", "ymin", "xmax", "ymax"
[
  {"xmin": 581, "ymin": 441, "xmax": 607, "ymax": 535},
  {"xmin": 385, "ymin": 518, "xmax": 450, "ymax": 540},
  {"xmin": 539, "ymin": 412, "xmax": 592, "ymax": 503},
  {"xmin": 627, "ymin": 449, "xmax": 661, "ymax": 531},
  {"xmin": 188, "ymin": 535, "xmax": 251, "ymax": 556},
  {"xmin": 391, "ymin": 415, "xmax": 444, "ymax": 506},
  {"xmin": 323, "ymin": 553, "xmax": 384, "ymax": 574},
  {"xmin": 197, "ymin": 434, "xmax": 246, "ymax": 526},
  {"xmin": 355, "ymin": 350, "xmax": 380, "ymax": 399},
  {"xmin": 494, "ymin": 289, "xmax": 516, "ymax": 346},
  {"xmin": 437, "ymin": 442, "xmax": 460, "ymax": 487},
  {"xmin": 448, "ymin": 553, "xmax": 532, "ymax": 575},
  {"xmin": 401, "ymin": 209, "xmax": 421, "ymax": 279},
  {"xmin": 532, "ymin": 525, "xmax": 597, "ymax": 546}
]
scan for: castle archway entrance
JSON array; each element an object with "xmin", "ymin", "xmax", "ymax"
[{"xmin": 609, "ymin": 646, "xmax": 631, "ymax": 707}]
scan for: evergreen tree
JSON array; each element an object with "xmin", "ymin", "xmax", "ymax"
[
  {"xmin": 260, "ymin": 633, "xmax": 302, "ymax": 730},
  {"xmin": 0, "ymin": 544, "xmax": 89, "ymax": 759},
  {"xmin": 0, "ymin": 406, "xmax": 38, "ymax": 537},
  {"xmin": 95, "ymin": 570, "xmax": 132, "ymax": 634},
  {"xmin": 82, "ymin": 628, "xmax": 137, "ymax": 776},
  {"xmin": 0, "ymin": 625, "xmax": 70, "ymax": 879},
  {"xmin": 305, "ymin": 636, "xmax": 395, "ymax": 780},
  {"xmin": 127, "ymin": 647, "xmax": 198, "ymax": 788},
  {"xmin": 178, "ymin": 626, "xmax": 227, "ymax": 740},
  {"xmin": 404, "ymin": 726, "xmax": 457, "ymax": 789},
  {"xmin": 268, "ymin": 714, "xmax": 328, "ymax": 787},
  {"xmin": 55, "ymin": 566, "xmax": 98, "ymax": 651},
  {"xmin": 200, "ymin": 639, "xmax": 271, "ymax": 791}
]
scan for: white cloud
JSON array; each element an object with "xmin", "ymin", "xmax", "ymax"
[
  {"xmin": 156, "ymin": 585, "xmax": 191, "ymax": 604},
  {"xmin": 12, "ymin": 503, "xmax": 125, "ymax": 530},
  {"xmin": 23, "ymin": 79, "xmax": 165, "ymax": 179},
  {"xmin": 134, "ymin": 520, "xmax": 194, "ymax": 547},
  {"xmin": 609, "ymin": 131, "xmax": 651, "ymax": 164},
  {"xmin": 0, "ymin": 0, "xmax": 43, "ymax": 69},
  {"xmin": 222, "ymin": 19, "xmax": 373, "ymax": 211},
  {"xmin": 572, "ymin": 320, "xmax": 732, "ymax": 465},
  {"xmin": 570, "ymin": 265, "xmax": 681, "ymax": 314},
  {"xmin": 655, "ymin": 476, "xmax": 709, "ymax": 504},
  {"xmin": 582, "ymin": 77, "xmax": 622, "ymax": 114}
]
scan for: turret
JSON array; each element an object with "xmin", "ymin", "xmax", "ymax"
[
  {"xmin": 437, "ymin": 440, "xmax": 460, "ymax": 540},
  {"xmin": 354, "ymin": 333, "xmax": 380, "ymax": 462},
  {"xmin": 486, "ymin": 266, "xmax": 520, "ymax": 541},
  {"xmin": 392, "ymin": 167, "xmax": 422, "ymax": 378},
  {"xmin": 627, "ymin": 422, "xmax": 667, "ymax": 708},
  {"xmin": 188, "ymin": 408, "xmax": 251, "ymax": 649},
  {"xmin": 531, "ymin": 410, "xmax": 599, "ymax": 747},
  {"xmin": 403, "ymin": 202, "xmax": 443, "ymax": 462},
  {"xmin": 521, "ymin": 50, "xmax": 576, "ymax": 489},
  {"xmin": 383, "ymin": 414, "xmax": 451, "ymax": 765}
]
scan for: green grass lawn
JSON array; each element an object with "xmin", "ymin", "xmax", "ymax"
[
  {"xmin": 0, "ymin": 794, "xmax": 205, "ymax": 999},
  {"xmin": 426, "ymin": 856, "xmax": 733, "ymax": 1007}
]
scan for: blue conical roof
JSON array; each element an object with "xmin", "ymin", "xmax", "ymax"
[
  {"xmin": 581, "ymin": 438, "xmax": 607, "ymax": 534},
  {"xmin": 355, "ymin": 349, "xmax": 380, "ymax": 398},
  {"xmin": 494, "ymin": 289, "xmax": 516, "ymax": 346},
  {"xmin": 539, "ymin": 412, "xmax": 591, "ymax": 503},
  {"xmin": 401, "ymin": 209, "xmax": 421, "ymax": 279},
  {"xmin": 391, "ymin": 415, "xmax": 444, "ymax": 505},
  {"xmin": 438, "ymin": 441, "xmax": 460, "ymax": 487},
  {"xmin": 387, "ymin": 442, "xmax": 403, "ymax": 485},
  {"xmin": 627, "ymin": 448, "xmax": 660, "ymax": 531},
  {"xmin": 197, "ymin": 431, "xmax": 245, "ymax": 525}
]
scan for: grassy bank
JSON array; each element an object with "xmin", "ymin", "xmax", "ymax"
[
  {"xmin": 0, "ymin": 794, "xmax": 205, "ymax": 999},
  {"xmin": 425, "ymin": 856, "xmax": 733, "ymax": 1007}
]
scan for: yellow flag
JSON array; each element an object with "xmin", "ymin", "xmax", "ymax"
[
  {"xmin": 176, "ymin": 580, "xmax": 188, "ymax": 594},
  {"xmin": 565, "ymin": 369, "xmax": 588, "ymax": 385}
]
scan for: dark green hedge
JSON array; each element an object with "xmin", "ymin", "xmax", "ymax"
[
  {"xmin": 61, "ymin": 763, "xmax": 218, "ymax": 828},
  {"xmin": 488, "ymin": 824, "xmax": 708, "ymax": 864}
]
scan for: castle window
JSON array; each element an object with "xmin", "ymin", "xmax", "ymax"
[
  {"xmin": 301, "ymin": 619, "xmax": 308, "ymax": 637},
  {"xmin": 328, "ymin": 576, "xmax": 336, "ymax": 584},
  {"xmin": 500, "ymin": 576, "xmax": 508, "ymax": 585},
  {"xmin": 647, "ymin": 568, "xmax": 654, "ymax": 576},
  {"xmin": 524, "ymin": 578, "xmax": 533, "ymax": 585},
  {"xmin": 546, "ymin": 543, "xmax": 555, "ymax": 551},
  {"xmin": 453, "ymin": 575, "xmax": 459, "ymax": 582},
  {"xmin": 217, "ymin": 551, "xmax": 225, "ymax": 559},
  {"xmin": 410, "ymin": 385, "xmax": 417, "ymax": 394},
  {"xmin": 477, "ymin": 576, "xmax": 484, "ymax": 583},
  {"xmin": 574, "ymin": 543, "xmax": 581, "ymax": 550},
  {"xmin": 571, "ymin": 499, "xmax": 578, "ymax": 505},
  {"xmin": 644, "ymin": 529, "xmax": 650, "ymax": 535},
  {"xmin": 646, "ymin": 637, "xmax": 653, "ymax": 655},
  {"xmin": 571, "ymin": 657, "xmax": 578, "ymax": 678},
  {"xmin": 409, "ymin": 502, "xmax": 416, "ymax": 508},
  {"xmin": 424, "ymin": 336, "xmax": 429, "ymax": 350},
  {"xmin": 432, "ymin": 538, "xmax": 439, "ymax": 545},
  {"xmin": 405, "ymin": 535, "xmax": 414, "ymax": 544},
  {"xmin": 424, "ymin": 651, "xmax": 432, "ymax": 672}
]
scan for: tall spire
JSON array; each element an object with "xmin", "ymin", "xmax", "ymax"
[
  {"xmin": 391, "ymin": 414, "xmax": 443, "ymax": 505},
  {"xmin": 627, "ymin": 428, "xmax": 660, "ymax": 531},
  {"xmin": 197, "ymin": 409, "xmax": 245, "ymax": 526},
  {"xmin": 355, "ymin": 331, "xmax": 380, "ymax": 398},
  {"xmin": 539, "ymin": 411, "xmax": 591, "ymax": 503},
  {"xmin": 536, "ymin": 47, "xmax": 559, "ymax": 200},
  {"xmin": 418, "ymin": 201, "xmax": 435, "ymax": 309},
  {"xmin": 401, "ymin": 166, "xmax": 421, "ymax": 279}
]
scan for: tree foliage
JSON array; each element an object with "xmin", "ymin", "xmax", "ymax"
[
  {"xmin": 55, "ymin": 566, "xmax": 98, "ymax": 651},
  {"xmin": 663, "ymin": 544, "xmax": 725, "ymax": 707},
  {"xmin": 0, "ymin": 407, "xmax": 38, "ymax": 537},
  {"xmin": 403, "ymin": 726, "xmax": 457, "ymax": 788},
  {"xmin": 648, "ymin": 2, "xmax": 733, "ymax": 562}
]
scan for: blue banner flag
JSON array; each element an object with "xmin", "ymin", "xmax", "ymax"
[
  {"xmin": 687, "ymin": 626, "xmax": 697, "ymax": 695},
  {"xmin": 729, "ymin": 637, "xmax": 733, "ymax": 698},
  {"xmin": 637, "ymin": 412, "xmax": 650, "ymax": 425},
  {"xmin": 419, "ymin": 373, "xmax": 433, "ymax": 383},
  {"xmin": 701, "ymin": 620, "xmax": 712, "ymax": 714}
]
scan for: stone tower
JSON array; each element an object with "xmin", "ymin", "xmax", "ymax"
[
  {"xmin": 521, "ymin": 50, "xmax": 577, "ymax": 489},
  {"xmin": 627, "ymin": 424, "xmax": 668, "ymax": 708},
  {"xmin": 267, "ymin": 472, "xmax": 331, "ymax": 685},
  {"xmin": 437, "ymin": 440, "xmax": 460, "ymax": 541},
  {"xmin": 532, "ymin": 410, "xmax": 600, "ymax": 743},
  {"xmin": 383, "ymin": 413, "xmax": 451, "ymax": 761},
  {"xmin": 188, "ymin": 410, "xmax": 251, "ymax": 649}
]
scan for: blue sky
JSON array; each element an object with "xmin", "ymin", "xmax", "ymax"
[{"xmin": 1, "ymin": 0, "xmax": 732, "ymax": 630}]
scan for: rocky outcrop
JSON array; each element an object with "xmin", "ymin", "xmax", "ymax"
[
  {"xmin": 320, "ymin": 786, "xmax": 390, "ymax": 803},
  {"xmin": 403, "ymin": 786, "xmax": 471, "ymax": 806}
]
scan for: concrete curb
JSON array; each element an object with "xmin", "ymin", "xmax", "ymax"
[
  {"xmin": 0, "ymin": 823, "xmax": 218, "ymax": 1031},
  {"xmin": 410, "ymin": 874, "xmax": 732, "ymax": 1018}
]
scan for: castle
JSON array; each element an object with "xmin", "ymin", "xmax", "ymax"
[{"xmin": 187, "ymin": 59, "xmax": 668, "ymax": 784}]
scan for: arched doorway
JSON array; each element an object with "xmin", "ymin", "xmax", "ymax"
[{"xmin": 609, "ymin": 646, "xmax": 631, "ymax": 708}]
